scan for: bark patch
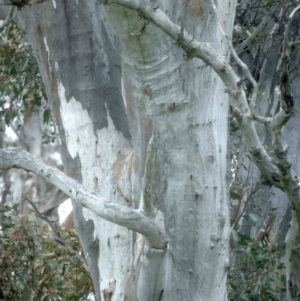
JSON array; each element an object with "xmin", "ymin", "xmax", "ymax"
[
  {"xmin": 186, "ymin": 0, "xmax": 206, "ymax": 17},
  {"xmin": 112, "ymin": 152, "xmax": 127, "ymax": 184}
]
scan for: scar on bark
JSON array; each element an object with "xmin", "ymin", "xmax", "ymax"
[
  {"xmin": 158, "ymin": 289, "xmax": 164, "ymax": 301},
  {"xmin": 102, "ymin": 290, "xmax": 112, "ymax": 301},
  {"xmin": 102, "ymin": 278, "xmax": 116, "ymax": 301}
]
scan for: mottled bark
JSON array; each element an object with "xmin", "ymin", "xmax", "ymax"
[{"xmin": 0, "ymin": 1, "xmax": 246, "ymax": 300}]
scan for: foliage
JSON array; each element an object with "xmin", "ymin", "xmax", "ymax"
[
  {"xmin": 0, "ymin": 21, "xmax": 47, "ymax": 125},
  {"xmin": 0, "ymin": 19, "xmax": 56, "ymax": 145},
  {"xmin": 0, "ymin": 203, "xmax": 94, "ymax": 301},
  {"xmin": 229, "ymin": 116, "xmax": 286, "ymax": 300},
  {"xmin": 229, "ymin": 135, "xmax": 286, "ymax": 300},
  {"xmin": 228, "ymin": 231, "xmax": 286, "ymax": 301}
]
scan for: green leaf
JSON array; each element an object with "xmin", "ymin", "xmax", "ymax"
[
  {"xmin": 0, "ymin": 204, "xmax": 8, "ymax": 212},
  {"xmin": 238, "ymin": 233, "xmax": 252, "ymax": 246},
  {"xmin": 229, "ymin": 282, "xmax": 238, "ymax": 292},
  {"xmin": 230, "ymin": 190, "xmax": 241, "ymax": 200},
  {"xmin": 43, "ymin": 108, "xmax": 51, "ymax": 124},
  {"xmin": 4, "ymin": 110, "xmax": 17, "ymax": 124}
]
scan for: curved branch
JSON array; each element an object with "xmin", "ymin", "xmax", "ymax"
[
  {"xmin": 105, "ymin": 0, "xmax": 230, "ymax": 81},
  {"xmin": 103, "ymin": 0, "xmax": 300, "ymax": 223},
  {"xmin": 0, "ymin": 148, "xmax": 167, "ymax": 249},
  {"xmin": 104, "ymin": 0, "xmax": 282, "ymax": 188}
]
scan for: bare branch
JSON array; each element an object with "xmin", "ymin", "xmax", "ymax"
[
  {"xmin": 229, "ymin": 41, "xmax": 257, "ymax": 89},
  {"xmin": 208, "ymin": 0, "xmax": 259, "ymax": 109},
  {"xmin": 290, "ymin": 40, "xmax": 300, "ymax": 48},
  {"xmin": 228, "ymin": 40, "xmax": 259, "ymax": 108},
  {"xmin": 252, "ymin": 113, "xmax": 270, "ymax": 125},
  {"xmin": 270, "ymin": 5, "xmax": 299, "ymax": 130},
  {"xmin": 0, "ymin": 148, "xmax": 167, "ymax": 249},
  {"xmin": 255, "ymin": 6, "xmax": 300, "ymax": 206},
  {"xmin": 24, "ymin": 197, "xmax": 62, "ymax": 241},
  {"xmin": 236, "ymin": 5, "xmax": 277, "ymax": 54},
  {"xmin": 284, "ymin": 4, "xmax": 300, "ymax": 47},
  {"xmin": 274, "ymin": 5, "xmax": 300, "ymax": 119}
]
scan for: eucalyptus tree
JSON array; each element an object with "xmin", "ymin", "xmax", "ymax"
[{"xmin": 0, "ymin": 0, "xmax": 300, "ymax": 300}]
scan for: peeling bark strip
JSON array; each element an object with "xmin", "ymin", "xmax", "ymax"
[{"xmin": 0, "ymin": 148, "xmax": 166, "ymax": 249}]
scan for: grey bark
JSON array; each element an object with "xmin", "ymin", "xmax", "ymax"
[{"xmin": 0, "ymin": 0, "xmax": 235, "ymax": 300}]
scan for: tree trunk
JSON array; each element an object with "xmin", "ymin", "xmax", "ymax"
[{"xmin": 4, "ymin": 0, "xmax": 235, "ymax": 300}]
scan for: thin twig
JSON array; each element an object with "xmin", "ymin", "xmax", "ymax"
[
  {"xmin": 236, "ymin": 5, "xmax": 277, "ymax": 54},
  {"xmin": 23, "ymin": 197, "xmax": 62, "ymax": 239},
  {"xmin": 23, "ymin": 197, "xmax": 89, "ymax": 264},
  {"xmin": 115, "ymin": 185, "xmax": 132, "ymax": 205},
  {"xmin": 229, "ymin": 40, "xmax": 257, "ymax": 89}
]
